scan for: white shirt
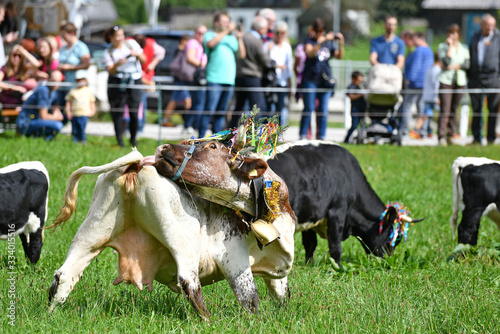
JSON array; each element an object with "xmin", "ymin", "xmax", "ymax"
[
  {"xmin": 103, "ymin": 39, "xmax": 143, "ymax": 80},
  {"xmin": 266, "ymin": 42, "xmax": 293, "ymax": 87},
  {"xmin": 0, "ymin": 32, "xmax": 6, "ymax": 68}
]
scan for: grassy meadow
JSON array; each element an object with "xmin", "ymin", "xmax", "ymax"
[{"xmin": 0, "ymin": 133, "xmax": 499, "ymax": 333}]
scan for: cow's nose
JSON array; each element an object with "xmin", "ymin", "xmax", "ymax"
[{"xmin": 155, "ymin": 144, "xmax": 170, "ymax": 158}]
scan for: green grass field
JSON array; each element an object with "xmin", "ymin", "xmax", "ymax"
[{"xmin": 1, "ymin": 133, "xmax": 500, "ymax": 333}]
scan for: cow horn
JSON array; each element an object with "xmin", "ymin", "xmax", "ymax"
[
  {"xmin": 400, "ymin": 215, "xmax": 425, "ymax": 223},
  {"xmin": 234, "ymin": 122, "xmax": 247, "ymax": 151}
]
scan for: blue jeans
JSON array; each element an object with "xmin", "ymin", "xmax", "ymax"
[
  {"xmin": 400, "ymin": 91, "xmax": 424, "ymax": 135},
  {"xmin": 16, "ymin": 114, "xmax": 63, "ymax": 140},
  {"xmin": 71, "ymin": 116, "xmax": 89, "ymax": 142},
  {"xmin": 266, "ymin": 91, "xmax": 288, "ymax": 126},
  {"xmin": 344, "ymin": 107, "xmax": 362, "ymax": 143},
  {"xmin": 189, "ymin": 87, "xmax": 206, "ymax": 131},
  {"xmin": 229, "ymin": 76, "xmax": 265, "ymax": 128},
  {"xmin": 198, "ymin": 83, "xmax": 233, "ymax": 138},
  {"xmin": 300, "ymin": 79, "xmax": 332, "ymax": 140}
]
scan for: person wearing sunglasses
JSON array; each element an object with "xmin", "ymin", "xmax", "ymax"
[{"xmin": 0, "ymin": 45, "xmax": 39, "ymax": 110}]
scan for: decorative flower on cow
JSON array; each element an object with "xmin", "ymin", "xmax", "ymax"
[{"xmin": 181, "ymin": 106, "xmax": 288, "ymax": 159}]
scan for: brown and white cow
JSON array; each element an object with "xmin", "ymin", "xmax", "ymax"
[{"xmin": 48, "ymin": 150, "xmax": 294, "ymax": 319}]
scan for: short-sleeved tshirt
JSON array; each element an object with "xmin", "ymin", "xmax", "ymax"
[
  {"xmin": 186, "ymin": 39, "xmax": 207, "ymax": 68},
  {"xmin": 204, "ymin": 31, "xmax": 239, "ymax": 85},
  {"xmin": 302, "ymin": 38, "xmax": 336, "ymax": 85},
  {"xmin": 370, "ymin": 35, "xmax": 405, "ymax": 65},
  {"xmin": 58, "ymin": 41, "xmax": 90, "ymax": 84},
  {"xmin": 103, "ymin": 39, "xmax": 144, "ymax": 80},
  {"xmin": 65, "ymin": 86, "xmax": 96, "ymax": 117},
  {"xmin": 347, "ymin": 83, "xmax": 366, "ymax": 111}
]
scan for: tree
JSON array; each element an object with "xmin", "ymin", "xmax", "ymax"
[{"xmin": 376, "ymin": 0, "xmax": 424, "ymax": 21}]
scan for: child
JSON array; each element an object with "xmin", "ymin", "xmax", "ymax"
[
  {"xmin": 65, "ymin": 70, "xmax": 96, "ymax": 144},
  {"xmin": 162, "ymin": 34, "xmax": 192, "ymax": 129},
  {"xmin": 410, "ymin": 52, "xmax": 441, "ymax": 139},
  {"xmin": 344, "ymin": 71, "xmax": 366, "ymax": 143}
]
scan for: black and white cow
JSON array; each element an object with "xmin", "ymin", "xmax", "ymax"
[
  {"xmin": 451, "ymin": 157, "xmax": 500, "ymax": 245},
  {"xmin": 0, "ymin": 161, "xmax": 49, "ymax": 264},
  {"xmin": 266, "ymin": 140, "xmax": 420, "ymax": 265}
]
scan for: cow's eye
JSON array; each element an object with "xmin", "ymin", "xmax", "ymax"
[{"xmin": 209, "ymin": 143, "xmax": 217, "ymax": 149}]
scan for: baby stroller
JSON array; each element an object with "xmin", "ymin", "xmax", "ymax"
[{"xmin": 356, "ymin": 64, "xmax": 403, "ymax": 145}]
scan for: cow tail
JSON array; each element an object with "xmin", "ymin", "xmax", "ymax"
[
  {"xmin": 46, "ymin": 150, "xmax": 144, "ymax": 230},
  {"xmin": 48, "ymin": 170, "xmax": 85, "ymax": 230},
  {"xmin": 450, "ymin": 159, "xmax": 463, "ymax": 238}
]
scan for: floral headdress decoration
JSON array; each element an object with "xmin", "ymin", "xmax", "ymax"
[{"xmin": 181, "ymin": 106, "xmax": 288, "ymax": 159}]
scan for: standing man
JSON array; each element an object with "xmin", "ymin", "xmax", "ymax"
[
  {"xmin": 399, "ymin": 32, "xmax": 434, "ymax": 136},
  {"xmin": 198, "ymin": 11, "xmax": 245, "ymax": 138},
  {"xmin": 229, "ymin": 16, "xmax": 270, "ymax": 128},
  {"xmin": 258, "ymin": 8, "xmax": 276, "ymax": 43},
  {"xmin": 369, "ymin": 16, "xmax": 405, "ymax": 69},
  {"xmin": 468, "ymin": 14, "xmax": 500, "ymax": 145}
]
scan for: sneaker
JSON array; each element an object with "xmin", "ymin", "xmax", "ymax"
[
  {"xmin": 468, "ymin": 140, "xmax": 481, "ymax": 146},
  {"xmin": 162, "ymin": 121, "xmax": 175, "ymax": 127},
  {"xmin": 409, "ymin": 130, "xmax": 422, "ymax": 140},
  {"xmin": 447, "ymin": 137, "xmax": 459, "ymax": 146},
  {"xmin": 438, "ymin": 138, "xmax": 447, "ymax": 147}
]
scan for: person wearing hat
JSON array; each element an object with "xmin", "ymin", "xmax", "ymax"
[{"xmin": 65, "ymin": 69, "xmax": 95, "ymax": 144}]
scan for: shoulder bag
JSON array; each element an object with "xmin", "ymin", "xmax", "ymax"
[{"xmin": 168, "ymin": 50, "xmax": 196, "ymax": 82}]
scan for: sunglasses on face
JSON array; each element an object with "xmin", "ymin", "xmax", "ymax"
[{"xmin": 12, "ymin": 54, "xmax": 21, "ymax": 58}]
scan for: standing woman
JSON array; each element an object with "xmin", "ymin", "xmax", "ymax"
[
  {"xmin": 185, "ymin": 24, "xmax": 207, "ymax": 133},
  {"xmin": 300, "ymin": 18, "xmax": 344, "ymax": 140},
  {"xmin": 266, "ymin": 21, "xmax": 293, "ymax": 125},
  {"xmin": 103, "ymin": 26, "xmax": 146, "ymax": 147},
  {"xmin": 56, "ymin": 23, "xmax": 90, "ymax": 106},
  {"xmin": 437, "ymin": 24, "xmax": 470, "ymax": 146}
]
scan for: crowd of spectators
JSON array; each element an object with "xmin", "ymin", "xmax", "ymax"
[{"xmin": 1, "ymin": 3, "xmax": 499, "ymax": 146}]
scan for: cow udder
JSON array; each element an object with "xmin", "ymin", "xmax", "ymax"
[{"xmin": 108, "ymin": 225, "xmax": 175, "ymax": 292}]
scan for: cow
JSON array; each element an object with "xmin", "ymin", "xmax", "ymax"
[
  {"xmin": 152, "ymin": 139, "xmax": 418, "ymax": 267},
  {"xmin": 262, "ymin": 140, "xmax": 422, "ymax": 266},
  {"xmin": 451, "ymin": 156, "xmax": 500, "ymax": 245},
  {"xmin": 0, "ymin": 161, "xmax": 49, "ymax": 264},
  {"xmin": 48, "ymin": 150, "xmax": 294, "ymax": 319}
]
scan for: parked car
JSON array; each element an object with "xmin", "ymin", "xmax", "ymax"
[{"xmin": 139, "ymin": 29, "xmax": 193, "ymax": 111}]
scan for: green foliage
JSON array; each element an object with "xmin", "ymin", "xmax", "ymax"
[
  {"xmin": 376, "ymin": 0, "xmax": 424, "ymax": 21},
  {"xmin": 112, "ymin": 0, "xmax": 147, "ymax": 25},
  {"xmin": 1, "ymin": 135, "xmax": 500, "ymax": 332},
  {"xmin": 159, "ymin": 0, "xmax": 227, "ymax": 10}
]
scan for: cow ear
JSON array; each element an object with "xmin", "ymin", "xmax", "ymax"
[
  {"xmin": 237, "ymin": 157, "xmax": 268, "ymax": 180},
  {"xmin": 383, "ymin": 206, "xmax": 398, "ymax": 230}
]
